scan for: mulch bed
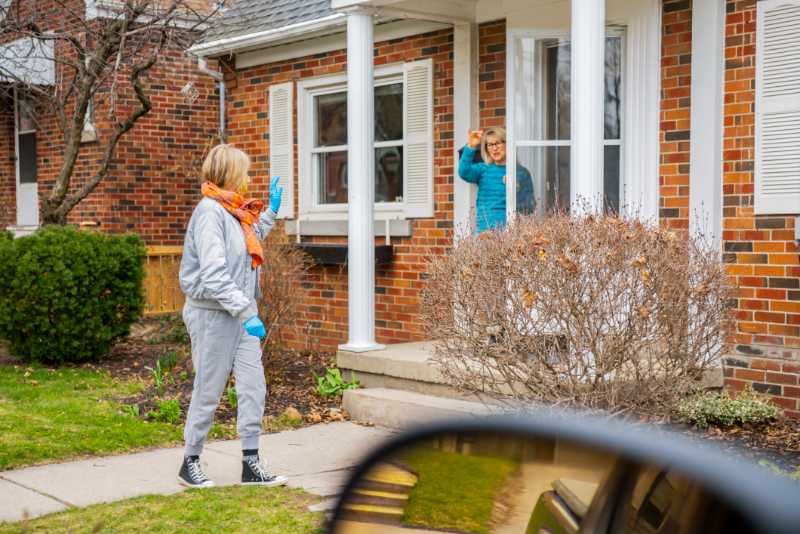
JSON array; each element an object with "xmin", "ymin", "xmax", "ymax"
[
  {"xmin": 108, "ymin": 337, "xmax": 344, "ymax": 428},
  {"xmin": 670, "ymin": 418, "xmax": 800, "ymax": 472}
]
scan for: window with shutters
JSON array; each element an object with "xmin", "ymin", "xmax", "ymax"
[
  {"xmin": 755, "ymin": 0, "xmax": 800, "ymax": 215},
  {"xmin": 296, "ymin": 60, "xmax": 433, "ymax": 220}
]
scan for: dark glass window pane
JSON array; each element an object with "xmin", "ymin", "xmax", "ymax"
[
  {"xmin": 18, "ymin": 132, "xmax": 37, "ymax": 184},
  {"xmin": 603, "ymin": 145, "xmax": 621, "ymax": 213},
  {"xmin": 315, "ymin": 91, "xmax": 347, "ymax": 147},
  {"xmin": 317, "ymin": 147, "xmax": 404, "ymax": 205},
  {"xmin": 318, "ymin": 150, "xmax": 349, "ymax": 204},
  {"xmin": 375, "ymin": 146, "xmax": 403, "ymax": 203},
  {"xmin": 375, "ymin": 83, "xmax": 403, "ymax": 142},
  {"xmin": 546, "ymin": 42, "xmax": 571, "ymax": 141},
  {"xmin": 605, "ymin": 37, "xmax": 622, "ymax": 140},
  {"xmin": 543, "ymin": 145, "xmax": 570, "ymax": 209}
]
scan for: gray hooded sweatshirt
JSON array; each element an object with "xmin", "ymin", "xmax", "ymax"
[{"xmin": 179, "ymin": 197, "xmax": 276, "ymax": 323}]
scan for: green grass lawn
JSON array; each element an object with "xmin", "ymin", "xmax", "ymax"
[
  {"xmin": 0, "ymin": 365, "xmax": 221, "ymax": 471},
  {"xmin": 399, "ymin": 448, "xmax": 520, "ymax": 533},
  {"xmin": 0, "ymin": 486, "xmax": 327, "ymax": 534}
]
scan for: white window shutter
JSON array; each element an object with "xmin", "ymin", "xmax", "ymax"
[
  {"xmin": 269, "ymin": 82, "xmax": 294, "ymax": 219},
  {"xmin": 403, "ymin": 59, "xmax": 434, "ymax": 218},
  {"xmin": 755, "ymin": 0, "xmax": 800, "ymax": 215}
]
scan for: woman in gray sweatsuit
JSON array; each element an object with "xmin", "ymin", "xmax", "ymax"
[{"xmin": 176, "ymin": 144, "xmax": 287, "ymax": 488}]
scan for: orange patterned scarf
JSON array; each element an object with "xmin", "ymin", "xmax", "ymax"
[{"xmin": 201, "ymin": 182, "xmax": 264, "ymax": 269}]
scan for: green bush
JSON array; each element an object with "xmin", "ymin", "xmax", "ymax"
[
  {"xmin": 0, "ymin": 231, "xmax": 14, "ymax": 244},
  {"xmin": 0, "ymin": 225, "xmax": 146, "ymax": 363},
  {"xmin": 678, "ymin": 386, "xmax": 782, "ymax": 427}
]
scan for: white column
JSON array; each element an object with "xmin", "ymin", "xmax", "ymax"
[
  {"xmin": 340, "ymin": 9, "xmax": 384, "ymax": 353},
  {"xmin": 453, "ymin": 23, "xmax": 479, "ymax": 239},
  {"xmin": 570, "ymin": 0, "xmax": 606, "ymax": 207},
  {"xmin": 689, "ymin": 0, "xmax": 724, "ymax": 248}
]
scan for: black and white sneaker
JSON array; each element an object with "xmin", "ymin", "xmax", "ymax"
[
  {"xmin": 241, "ymin": 456, "xmax": 288, "ymax": 487},
  {"xmin": 178, "ymin": 456, "xmax": 215, "ymax": 488}
]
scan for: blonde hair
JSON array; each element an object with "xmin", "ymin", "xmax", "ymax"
[
  {"xmin": 202, "ymin": 144, "xmax": 250, "ymax": 192},
  {"xmin": 480, "ymin": 127, "xmax": 507, "ymax": 166}
]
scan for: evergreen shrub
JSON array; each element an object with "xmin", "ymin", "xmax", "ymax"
[{"xmin": 0, "ymin": 226, "xmax": 146, "ymax": 362}]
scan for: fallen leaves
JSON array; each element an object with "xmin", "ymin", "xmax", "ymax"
[{"xmin": 304, "ymin": 407, "xmax": 349, "ymax": 424}]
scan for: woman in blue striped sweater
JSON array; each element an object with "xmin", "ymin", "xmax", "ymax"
[{"xmin": 458, "ymin": 127, "xmax": 534, "ymax": 233}]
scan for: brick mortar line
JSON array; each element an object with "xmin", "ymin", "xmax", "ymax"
[{"xmin": 0, "ymin": 475, "xmax": 74, "ymax": 508}]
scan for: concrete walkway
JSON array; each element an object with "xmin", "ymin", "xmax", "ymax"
[{"xmin": 0, "ymin": 422, "xmax": 398, "ymax": 523}]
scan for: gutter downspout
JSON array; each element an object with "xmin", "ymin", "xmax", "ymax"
[{"xmin": 198, "ymin": 58, "xmax": 226, "ymax": 142}]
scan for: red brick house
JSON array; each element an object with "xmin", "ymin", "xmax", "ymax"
[
  {"xmin": 1, "ymin": 0, "xmax": 219, "ymax": 244},
  {"xmin": 4, "ymin": 0, "xmax": 800, "ymax": 415},
  {"xmin": 189, "ymin": 0, "xmax": 800, "ymax": 416}
]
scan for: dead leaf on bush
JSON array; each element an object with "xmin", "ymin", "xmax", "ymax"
[{"xmin": 521, "ymin": 291, "xmax": 539, "ymax": 308}]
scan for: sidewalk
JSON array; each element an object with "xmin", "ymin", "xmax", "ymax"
[{"xmin": 0, "ymin": 422, "xmax": 398, "ymax": 523}]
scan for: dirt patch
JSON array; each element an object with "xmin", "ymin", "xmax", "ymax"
[
  {"xmin": 112, "ymin": 338, "xmax": 343, "ymax": 428},
  {"xmin": 670, "ymin": 418, "xmax": 800, "ymax": 472}
]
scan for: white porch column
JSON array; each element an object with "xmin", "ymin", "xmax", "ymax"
[
  {"xmin": 570, "ymin": 0, "xmax": 606, "ymax": 207},
  {"xmin": 689, "ymin": 0, "xmax": 724, "ymax": 248},
  {"xmin": 453, "ymin": 23, "xmax": 479, "ymax": 239},
  {"xmin": 340, "ymin": 9, "xmax": 384, "ymax": 352}
]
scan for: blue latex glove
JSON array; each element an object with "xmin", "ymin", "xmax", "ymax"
[
  {"xmin": 269, "ymin": 175, "xmax": 282, "ymax": 213},
  {"xmin": 243, "ymin": 316, "xmax": 266, "ymax": 340}
]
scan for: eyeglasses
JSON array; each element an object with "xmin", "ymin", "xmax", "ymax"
[{"xmin": 486, "ymin": 141, "xmax": 505, "ymax": 150}]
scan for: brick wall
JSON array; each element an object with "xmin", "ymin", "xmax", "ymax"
[
  {"xmin": 721, "ymin": 0, "xmax": 800, "ymax": 417},
  {"xmin": 479, "ymin": 20, "xmax": 506, "ymax": 130},
  {"xmin": 659, "ymin": 0, "xmax": 693, "ymax": 230},
  {"xmin": 0, "ymin": 98, "xmax": 15, "ymax": 230},
  {"xmin": 226, "ymin": 28, "xmax": 461, "ymax": 351}
]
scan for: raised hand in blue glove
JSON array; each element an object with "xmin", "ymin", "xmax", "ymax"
[
  {"xmin": 243, "ymin": 316, "xmax": 266, "ymax": 340},
  {"xmin": 269, "ymin": 175, "xmax": 282, "ymax": 214}
]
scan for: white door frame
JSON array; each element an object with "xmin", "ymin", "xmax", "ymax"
[{"xmin": 12, "ymin": 90, "xmax": 40, "ymax": 234}]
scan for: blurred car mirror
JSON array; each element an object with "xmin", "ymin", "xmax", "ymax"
[{"xmin": 329, "ymin": 416, "xmax": 800, "ymax": 534}]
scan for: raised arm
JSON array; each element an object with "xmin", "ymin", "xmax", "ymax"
[{"xmin": 458, "ymin": 145, "xmax": 484, "ymax": 184}]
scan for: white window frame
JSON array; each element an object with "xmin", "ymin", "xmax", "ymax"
[
  {"xmin": 506, "ymin": 14, "xmax": 660, "ymax": 221},
  {"xmin": 297, "ymin": 62, "xmax": 407, "ymax": 221},
  {"xmin": 506, "ymin": 28, "xmax": 625, "ymax": 218}
]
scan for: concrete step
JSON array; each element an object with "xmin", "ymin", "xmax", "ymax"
[
  {"xmin": 338, "ymin": 503, "xmax": 404, "ymax": 522},
  {"xmin": 338, "ymin": 342, "xmax": 474, "ymax": 400},
  {"xmin": 348, "ymin": 489, "xmax": 410, "ymax": 507},
  {"xmin": 343, "ymin": 388, "xmax": 490, "ymax": 429}
]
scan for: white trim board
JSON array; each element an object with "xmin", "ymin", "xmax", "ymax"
[
  {"xmin": 689, "ymin": 0, "xmax": 724, "ymax": 244},
  {"xmin": 236, "ymin": 19, "xmax": 450, "ymax": 69}
]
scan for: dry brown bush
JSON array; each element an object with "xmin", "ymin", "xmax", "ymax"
[
  {"xmin": 419, "ymin": 208, "xmax": 737, "ymax": 417},
  {"xmin": 258, "ymin": 231, "xmax": 313, "ymax": 374}
]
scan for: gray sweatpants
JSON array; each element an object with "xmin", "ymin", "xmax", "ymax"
[{"xmin": 182, "ymin": 303, "xmax": 266, "ymax": 456}]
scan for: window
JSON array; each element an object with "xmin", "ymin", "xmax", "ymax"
[
  {"xmin": 510, "ymin": 30, "xmax": 624, "ymax": 213},
  {"xmin": 313, "ymin": 83, "xmax": 404, "ymax": 205},
  {"xmin": 755, "ymin": 0, "xmax": 800, "ymax": 214},
  {"xmin": 295, "ymin": 60, "xmax": 433, "ymax": 220},
  {"xmin": 16, "ymin": 98, "xmax": 37, "ymax": 185}
]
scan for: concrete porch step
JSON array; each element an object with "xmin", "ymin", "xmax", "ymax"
[
  {"xmin": 343, "ymin": 388, "xmax": 490, "ymax": 429},
  {"xmin": 338, "ymin": 341, "xmax": 469, "ymax": 400}
]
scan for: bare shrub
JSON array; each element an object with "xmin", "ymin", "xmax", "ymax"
[
  {"xmin": 258, "ymin": 231, "xmax": 313, "ymax": 375},
  {"xmin": 418, "ymin": 208, "xmax": 737, "ymax": 417}
]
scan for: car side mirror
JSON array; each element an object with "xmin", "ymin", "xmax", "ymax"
[{"xmin": 329, "ymin": 416, "xmax": 800, "ymax": 534}]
